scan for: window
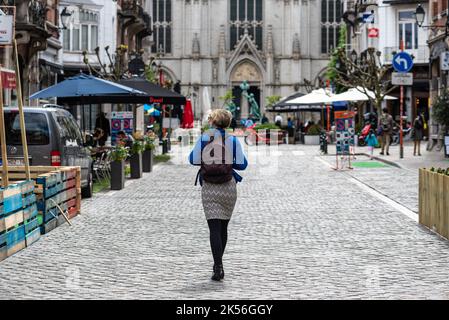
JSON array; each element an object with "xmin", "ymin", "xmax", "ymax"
[
  {"xmin": 64, "ymin": 9, "xmax": 99, "ymax": 52},
  {"xmin": 398, "ymin": 11, "xmax": 418, "ymax": 49},
  {"xmin": 5, "ymin": 112, "xmax": 50, "ymax": 145},
  {"xmin": 321, "ymin": 0, "xmax": 343, "ymax": 54},
  {"xmin": 81, "ymin": 25, "xmax": 89, "ymax": 51},
  {"xmin": 63, "ymin": 28, "xmax": 70, "ymax": 50},
  {"xmin": 229, "ymin": 0, "xmax": 263, "ymax": 50},
  {"xmin": 152, "ymin": 0, "xmax": 172, "ymax": 54},
  {"xmin": 91, "ymin": 25, "xmax": 98, "ymax": 50},
  {"xmin": 72, "ymin": 26, "xmax": 80, "ymax": 51}
]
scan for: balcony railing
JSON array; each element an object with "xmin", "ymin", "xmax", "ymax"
[{"xmin": 383, "ymin": 45, "xmax": 430, "ymax": 64}]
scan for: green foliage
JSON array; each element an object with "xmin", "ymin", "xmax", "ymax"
[
  {"xmin": 219, "ymin": 90, "xmax": 235, "ymax": 107},
  {"xmin": 154, "ymin": 154, "xmax": 171, "ymax": 163},
  {"xmin": 108, "ymin": 145, "xmax": 129, "ymax": 162},
  {"xmin": 429, "ymin": 167, "xmax": 449, "ymax": 176},
  {"xmin": 307, "ymin": 125, "xmax": 322, "ymax": 136},
  {"xmin": 432, "ymin": 90, "xmax": 449, "ymax": 132},
  {"xmin": 144, "ymin": 134, "xmax": 156, "ymax": 151},
  {"xmin": 327, "ymin": 25, "xmax": 347, "ymax": 94},
  {"xmin": 254, "ymin": 123, "xmax": 280, "ymax": 131},
  {"xmin": 144, "ymin": 64, "xmax": 158, "ymax": 84},
  {"xmin": 355, "ymin": 122, "xmax": 363, "ymax": 135},
  {"xmin": 152, "ymin": 123, "xmax": 161, "ymax": 135},
  {"xmin": 130, "ymin": 140, "xmax": 144, "ymax": 155},
  {"xmin": 265, "ymin": 95, "xmax": 282, "ymax": 108}
]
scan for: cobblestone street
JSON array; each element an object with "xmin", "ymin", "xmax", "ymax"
[{"xmin": 1, "ymin": 143, "xmax": 449, "ymax": 299}]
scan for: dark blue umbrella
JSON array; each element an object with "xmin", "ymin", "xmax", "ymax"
[{"xmin": 29, "ymin": 74, "xmax": 148, "ymax": 104}]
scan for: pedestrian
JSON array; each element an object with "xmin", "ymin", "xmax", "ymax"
[
  {"xmin": 189, "ymin": 109, "xmax": 248, "ymax": 281},
  {"xmin": 378, "ymin": 107, "xmax": 394, "ymax": 156},
  {"xmin": 230, "ymin": 117, "xmax": 237, "ymax": 131},
  {"xmin": 116, "ymin": 130, "xmax": 134, "ymax": 148},
  {"xmin": 412, "ymin": 113, "xmax": 424, "ymax": 156},
  {"xmin": 261, "ymin": 113, "xmax": 269, "ymax": 124},
  {"xmin": 275, "ymin": 113, "xmax": 283, "ymax": 127},
  {"xmin": 366, "ymin": 128, "xmax": 378, "ymax": 160},
  {"xmin": 95, "ymin": 112, "xmax": 110, "ymax": 146}
]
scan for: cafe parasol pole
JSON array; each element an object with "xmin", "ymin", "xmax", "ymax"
[
  {"xmin": 0, "ymin": 63, "xmax": 10, "ymax": 187},
  {"xmin": 14, "ymin": 39, "xmax": 30, "ymax": 180}
]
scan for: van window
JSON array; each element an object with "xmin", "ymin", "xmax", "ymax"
[
  {"xmin": 55, "ymin": 114, "xmax": 83, "ymax": 144},
  {"xmin": 4, "ymin": 112, "xmax": 50, "ymax": 145}
]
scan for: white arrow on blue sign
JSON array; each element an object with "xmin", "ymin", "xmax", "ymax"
[{"xmin": 392, "ymin": 52, "xmax": 413, "ymax": 73}]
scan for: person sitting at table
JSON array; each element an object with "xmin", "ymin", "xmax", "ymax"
[{"xmin": 92, "ymin": 128, "xmax": 105, "ymax": 147}]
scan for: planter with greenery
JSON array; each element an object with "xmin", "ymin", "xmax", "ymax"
[
  {"xmin": 143, "ymin": 134, "xmax": 156, "ymax": 173},
  {"xmin": 109, "ymin": 145, "xmax": 129, "ymax": 190},
  {"xmin": 432, "ymin": 90, "xmax": 449, "ymax": 137},
  {"xmin": 304, "ymin": 125, "xmax": 321, "ymax": 145},
  {"xmin": 130, "ymin": 140, "xmax": 144, "ymax": 179}
]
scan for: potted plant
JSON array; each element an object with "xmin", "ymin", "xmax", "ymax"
[
  {"xmin": 304, "ymin": 125, "xmax": 321, "ymax": 145},
  {"xmin": 109, "ymin": 145, "xmax": 129, "ymax": 190},
  {"xmin": 130, "ymin": 140, "xmax": 144, "ymax": 179},
  {"xmin": 143, "ymin": 133, "xmax": 156, "ymax": 172}
]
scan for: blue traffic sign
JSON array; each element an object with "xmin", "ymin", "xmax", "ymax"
[{"xmin": 392, "ymin": 52, "xmax": 413, "ymax": 73}]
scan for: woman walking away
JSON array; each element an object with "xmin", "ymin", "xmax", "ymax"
[
  {"xmin": 413, "ymin": 113, "xmax": 424, "ymax": 156},
  {"xmin": 366, "ymin": 129, "xmax": 378, "ymax": 160},
  {"xmin": 189, "ymin": 109, "xmax": 248, "ymax": 281}
]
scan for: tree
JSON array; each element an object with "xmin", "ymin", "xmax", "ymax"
[
  {"xmin": 219, "ymin": 89, "xmax": 235, "ymax": 108},
  {"xmin": 265, "ymin": 95, "xmax": 282, "ymax": 108},
  {"xmin": 329, "ymin": 47, "xmax": 397, "ymax": 115},
  {"xmin": 432, "ymin": 90, "xmax": 449, "ymax": 134},
  {"xmin": 326, "ymin": 25, "xmax": 347, "ymax": 94}
]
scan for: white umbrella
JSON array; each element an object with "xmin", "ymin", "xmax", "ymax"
[
  {"xmin": 202, "ymin": 86, "xmax": 212, "ymax": 124},
  {"xmin": 329, "ymin": 87, "xmax": 397, "ymax": 102},
  {"xmin": 287, "ymin": 88, "xmax": 334, "ymax": 105}
]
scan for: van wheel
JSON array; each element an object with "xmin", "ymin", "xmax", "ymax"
[{"xmin": 82, "ymin": 173, "xmax": 93, "ymax": 198}]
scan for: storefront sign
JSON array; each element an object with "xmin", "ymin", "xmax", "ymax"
[
  {"xmin": 111, "ymin": 111, "xmax": 133, "ymax": 145},
  {"xmin": 368, "ymin": 28, "xmax": 379, "ymax": 38},
  {"xmin": 0, "ymin": 14, "xmax": 13, "ymax": 45},
  {"xmin": 362, "ymin": 12, "xmax": 375, "ymax": 24},
  {"xmin": 440, "ymin": 51, "xmax": 449, "ymax": 70},
  {"xmin": 1, "ymin": 68, "xmax": 16, "ymax": 88},
  {"xmin": 335, "ymin": 111, "xmax": 355, "ymax": 156},
  {"xmin": 149, "ymin": 97, "xmax": 164, "ymax": 104}
]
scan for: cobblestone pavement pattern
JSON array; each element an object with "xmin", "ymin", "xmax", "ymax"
[{"xmin": 1, "ymin": 143, "xmax": 449, "ymax": 299}]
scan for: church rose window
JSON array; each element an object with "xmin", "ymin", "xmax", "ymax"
[
  {"xmin": 230, "ymin": 0, "xmax": 263, "ymax": 50},
  {"xmin": 321, "ymin": 0, "xmax": 343, "ymax": 54},
  {"xmin": 152, "ymin": 0, "xmax": 172, "ymax": 54}
]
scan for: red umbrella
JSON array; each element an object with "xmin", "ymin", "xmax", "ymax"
[{"xmin": 182, "ymin": 99, "xmax": 194, "ymax": 129}]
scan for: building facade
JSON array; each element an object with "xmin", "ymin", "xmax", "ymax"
[
  {"xmin": 428, "ymin": 0, "xmax": 448, "ymax": 149},
  {"xmin": 148, "ymin": 0, "xmax": 334, "ymax": 120}
]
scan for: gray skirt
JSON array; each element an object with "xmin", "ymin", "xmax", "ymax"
[{"xmin": 201, "ymin": 179, "xmax": 237, "ymax": 220}]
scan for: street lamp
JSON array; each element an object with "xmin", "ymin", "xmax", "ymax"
[
  {"xmin": 60, "ymin": 7, "xmax": 72, "ymax": 30},
  {"xmin": 415, "ymin": 2, "xmax": 449, "ymax": 36},
  {"xmin": 414, "ymin": 4, "xmax": 425, "ymax": 28}
]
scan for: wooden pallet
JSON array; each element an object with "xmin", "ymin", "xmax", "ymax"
[
  {"xmin": 25, "ymin": 228, "xmax": 40, "ymax": 247},
  {"xmin": 0, "ymin": 209, "xmax": 24, "ymax": 234},
  {"xmin": 23, "ymin": 203, "xmax": 38, "ymax": 221},
  {"xmin": 0, "ymin": 244, "xmax": 6, "ymax": 262},
  {"xmin": 40, "ymin": 218, "xmax": 57, "ymax": 235},
  {"xmin": 7, "ymin": 239, "xmax": 26, "ymax": 257}
]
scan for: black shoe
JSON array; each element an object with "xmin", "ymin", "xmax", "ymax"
[
  {"xmin": 220, "ymin": 265, "xmax": 224, "ymax": 279},
  {"xmin": 387, "ymin": 152, "xmax": 390, "ymax": 156},
  {"xmin": 211, "ymin": 265, "xmax": 221, "ymax": 281},
  {"xmin": 380, "ymin": 152, "xmax": 384, "ymax": 155}
]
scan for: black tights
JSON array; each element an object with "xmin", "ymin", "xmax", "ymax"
[{"xmin": 207, "ymin": 219, "xmax": 230, "ymax": 266}]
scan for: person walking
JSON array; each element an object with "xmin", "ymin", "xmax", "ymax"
[
  {"xmin": 366, "ymin": 129, "xmax": 378, "ymax": 160},
  {"xmin": 378, "ymin": 107, "xmax": 394, "ymax": 156},
  {"xmin": 275, "ymin": 113, "xmax": 283, "ymax": 127},
  {"xmin": 189, "ymin": 109, "xmax": 248, "ymax": 281},
  {"xmin": 412, "ymin": 113, "xmax": 424, "ymax": 156}
]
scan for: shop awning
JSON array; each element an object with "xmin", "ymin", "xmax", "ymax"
[{"xmin": 118, "ymin": 78, "xmax": 186, "ymax": 106}]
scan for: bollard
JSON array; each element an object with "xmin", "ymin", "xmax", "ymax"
[{"xmin": 162, "ymin": 139, "xmax": 168, "ymax": 154}]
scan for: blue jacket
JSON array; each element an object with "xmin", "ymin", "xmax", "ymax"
[
  {"xmin": 189, "ymin": 128, "xmax": 248, "ymax": 186},
  {"xmin": 366, "ymin": 133, "xmax": 378, "ymax": 147}
]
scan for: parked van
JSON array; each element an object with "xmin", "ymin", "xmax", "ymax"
[{"xmin": 1, "ymin": 106, "xmax": 93, "ymax": 198}]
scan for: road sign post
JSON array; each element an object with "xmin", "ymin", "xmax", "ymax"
[{"xmin": 392, "ymin": 42, "xmax": 413, "ymax": 159}]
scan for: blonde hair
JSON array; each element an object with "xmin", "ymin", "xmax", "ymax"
[{"xmin": 208, "ymin": 109, "xmax": 232, "ymax": 129}]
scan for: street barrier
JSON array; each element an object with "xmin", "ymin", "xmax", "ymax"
[
  {"xmin": 0, "ymin": 166, "xmax": 81, "ymax": 262},
  {"xmin": 419, "ymin": 168, "xmax": 449, "ymax": 239}
]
